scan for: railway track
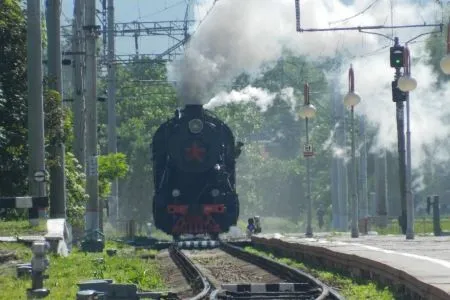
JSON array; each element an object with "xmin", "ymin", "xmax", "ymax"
[{"xmin": 168, "ymin": 241, "xmax": 344, "ymax": 300}]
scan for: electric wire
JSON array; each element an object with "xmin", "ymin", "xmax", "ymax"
[
  {"xmin": 328, "ymin": 0, "xmax": 381, "ymax": 25},
  {"xmin": 390, "ymin": 0, "xmax": 394, "ymax": 38},
  {"xmin": 190, "ymin": 0, "xmax": 219, "ymax": 37},
  {"xmin": 138, "ymin": 0, "xmax": 186, "ymax": 20},
  {"xmin": 136, "ymin": 0, "xmax": 142, "ymax": 20}
]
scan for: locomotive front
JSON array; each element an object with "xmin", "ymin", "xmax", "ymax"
[{"xmin": 152, "ymin": 104, "xmax": 242, "ymax": 240}]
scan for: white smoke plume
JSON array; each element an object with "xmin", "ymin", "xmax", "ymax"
[
  {"xmin": 168, "ymin": 0, "xmax": 449, "ymax": 170},
  {"xmin": 204, "ymin": 86, "xmax": 296, "ymax": 112}
]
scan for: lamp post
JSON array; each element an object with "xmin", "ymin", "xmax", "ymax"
[
  {"xmin": 397, "ymin": 45, "xmax": 417, "ymax": 240},
  {"xmin": 299, "ymin": 83, "xmax": 317, "ymax": 237},
  {"xmin": 343, "ymin": 65, "xmax": 361, "ymax": 238}
]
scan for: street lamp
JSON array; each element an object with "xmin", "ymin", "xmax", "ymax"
[
  {"xmin": 299, "ymin": 83, "xmax": 316, "ymax": 238},
  {"xmin": 343, "ymin": 65, "xmax": 361, "ymax": 238},
  {"xmin": 398, "ymin": 45, "xmax": 416, "ymax": 240}
]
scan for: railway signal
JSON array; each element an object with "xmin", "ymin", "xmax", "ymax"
[
  {"xmin": 391, "ymin": 79, "xmax": 407, "ymax": 102},
  {"xmin": 390, "ymin": 45, "xmax": 404, "ymax": 68}
]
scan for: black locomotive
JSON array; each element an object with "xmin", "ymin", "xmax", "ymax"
[{"xmin": 152, "ymin": 104, "xmax": 243, "ymax": 239}]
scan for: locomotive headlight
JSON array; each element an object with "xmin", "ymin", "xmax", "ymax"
[
  {"xmin": 214, "ymin": 164, "xmax": 221, "ymax": 171},
  {"xmin": 211, "ymin": 189, "xmax": 220, "ymax": 197},
  {"xmin": 172, "ymin": 189, "xmax": 181, "ymax": 197},
  {"xmin": 188, "ymin": 119, "xmax": 203, "ymax": 134}
]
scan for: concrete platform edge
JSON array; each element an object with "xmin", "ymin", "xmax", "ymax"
[{"xmin": 251, "ymin": 236, "xmax": 449, "ymax": 300}]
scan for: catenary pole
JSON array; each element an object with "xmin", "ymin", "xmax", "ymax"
[
  {"xmin": 27, "ymin": 0, "xmax": 46, "ymax": 226},
  {"xmin": 107, "ymin": 0, "xmax": 119, "ymax": 226},
  {"xmin": 73, "ymin": 0, "xmax": 86, "ymax": 172},
  {"xmin": 85, "ymin": 0, "xmax": 100, "ymax": 235},
  {"xmin": 46, "ymin": 0, "xmax": 67, "ymax": 219}
]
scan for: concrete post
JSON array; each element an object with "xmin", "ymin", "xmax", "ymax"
[
  {"xmin": 27, "ymin": 0, "xmax": 47, "ymax": 226},
  {"xmin": 46, "ymin": 0, "xmax": 67, "ymax": 219},
  {"xmin": 85, "ymin": 0, "xmax": 100, "ymax": 235},
  {"xmin": 73, "ymin": 0, "xmax": 86, "ymax": 172},
  {"xmin": 107, "ymin": 0, "xmax": 119, "ymax": 226}
]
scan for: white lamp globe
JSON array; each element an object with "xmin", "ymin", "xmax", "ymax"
[
  {"xmin": 299, "ymin": 104, "xmax": 317, "ymax": 119},
  {"xmin": 398, "ymin": 75, "xmax": 417, "ymax": 92},
  {"xmin": 343, "ymin": 91, "xmax": 361, "ymax": 108},
  {"xmin": 440, "ymin": 54, "xmax": 450, "ymax": 75}
]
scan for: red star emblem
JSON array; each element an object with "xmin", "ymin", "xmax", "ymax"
[{"xmin": 185, "ymin": 142, "xmax": 206, "ymax": 162}]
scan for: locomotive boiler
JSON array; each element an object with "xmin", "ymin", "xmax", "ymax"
[{"xmin": 151, "ymin": 104, "xmax": 243, "ymax": 240}]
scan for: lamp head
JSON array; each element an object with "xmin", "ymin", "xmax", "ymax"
[
  {"xmin": 343, "ymin": 91, "xmax": 361, "ymax": 108},
  {"xmin": 298, "ymin": 104, "xmax": 317, "ymax": 119},
  {"xmin": 440, "ymin": 54, "xmax": 450, "ymax": 75},
  {"xmin": 398, "ymin": 75, "xmax": 417, "ymax": 92}
]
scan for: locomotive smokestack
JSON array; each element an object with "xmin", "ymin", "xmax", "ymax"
[{"xmin": 184, "ymin": 104, "xmax": 204, "ymax": 116}]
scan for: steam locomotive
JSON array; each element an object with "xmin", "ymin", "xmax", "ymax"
[{"xmin": 151, "ymin": 104, "xmax": 243, "ymax": 240}]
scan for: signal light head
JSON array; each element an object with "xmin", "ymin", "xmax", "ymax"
[{"xmin": 390, "ymin": 46, "xmax": 404, "ymax": 68}]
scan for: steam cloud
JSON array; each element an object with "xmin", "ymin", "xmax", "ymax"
[
  {"xmin": 168, "ymin": 0, "xmax": 449, "ymax": 170},
  {"xmin": 204, "ymin": 86, "xmax": 296, "ymax": 112}
]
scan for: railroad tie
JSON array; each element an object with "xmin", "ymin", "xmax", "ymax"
[
  {"xmin": 176, "ymin": 240, "xmax": 220, "ymax": 249},
  {"xmin": 221, "ymin": 283, "xmax": 304, "ymax": 293}
]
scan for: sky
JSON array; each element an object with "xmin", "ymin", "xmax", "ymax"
[
  {"xmin": 61, "ymin": 0, "xmax": 193, "ymax": 55},
  {"xmin": 59, "ymin": 0, "xmax": 435, "ymax": 57}
]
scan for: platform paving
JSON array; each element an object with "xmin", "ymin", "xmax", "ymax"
[{"xmin": 255, "ymin": 233, "xmax": 450, "ymax": 299}]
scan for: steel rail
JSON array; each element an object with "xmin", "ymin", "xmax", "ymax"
[
  {"xmin": 216, "ymin": 242, "xmax": 344, "ymax": 300},
  {"xmin": 169, "ymin": 245, "xmax": 212, "ymax": 300}
]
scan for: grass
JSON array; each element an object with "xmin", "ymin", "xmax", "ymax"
[
  {"xmin": 0, "ymin": 220, "xmax": 46, "ymax": 236},
  {"xmin": 0, "ymin": 241, "xmax": 165, "ymax": 300},
  {"xmin": 245, "ymin": 247, "xmax": 399, "ymax": 300},
  {"xmin": 103, "ymin": 221, "xmax": 172, "ymax": 241},
  {"xmin": 0, "ymin": 242, "xmax": 33, "ymax": 262},
  {"xmin": 372, "ymin": 216, "xmax": 450, "ymax": 235}
]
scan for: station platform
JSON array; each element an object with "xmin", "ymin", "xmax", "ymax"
[{"xmin": 252, "ymin": 233, "xmax": 450, "ymax": 300}]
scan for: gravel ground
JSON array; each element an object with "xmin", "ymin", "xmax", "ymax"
[{"xmin": 185, "ymin": 249, "xmax": 283, "ymax": 288}]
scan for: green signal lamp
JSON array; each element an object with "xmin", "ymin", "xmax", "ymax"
[{"xmin": 390, "ymin": 46, "xmax": 404, "ymax": 68}]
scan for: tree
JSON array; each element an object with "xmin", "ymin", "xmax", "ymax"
[
  {"xmin": 0, "ymin": 0, "xmax": 28, "ymax": 198},
  {"xmin": 97, "ymin": 60, "xmax": 178, "ymax": 224}
]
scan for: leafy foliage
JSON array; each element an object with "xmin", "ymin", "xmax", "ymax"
[
  {"xmin": 102, "ymin": 54, "xmax": 336, "ymax": 226},
  {"xmin": 65, "ymin": 152, "xmax": 88, "ymax": 230},
  {"xmin": 98, "ymin": 153, "xmax": 129, "ymax": 199},
  {"xmin": 0, "ymin": 0, "xmax": 28, "ymax": 197},
  {"xmin": 98, "ymin": 60, "xmax": 178, "ymax": 222},
  {"xmin": 43, "ymin": 89, "xmax": 65, "ymax": 166}
]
